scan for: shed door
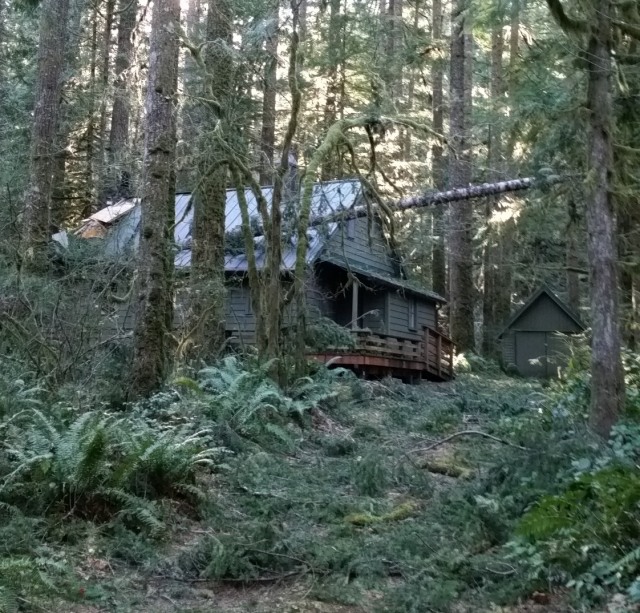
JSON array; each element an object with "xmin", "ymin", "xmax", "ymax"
[{"xmin": 515, "ymin": 332, "xmax": 548, "ymax": 377}]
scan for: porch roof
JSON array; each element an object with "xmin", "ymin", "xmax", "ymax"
[{"xmin": 320, "ymin": 259, "xmax": 446, "ymax": 304}]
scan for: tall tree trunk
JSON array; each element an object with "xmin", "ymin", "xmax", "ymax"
[
  {"xmin": 130, "ymin": 0, "xmax": 180, "ymax": 396},
  {"xmin": 585, "ymin": 0, "xmax": 624, "ymax": 436},
  {"xmin": 22, "ymin": 0, "xmax": 70, "ymax": 273},
  {"xmin": 387, "ymin": 0, "xmax": 404, "ymax": 100},
  {"xmin": 94, "ymin": 0, "xmax": 116, "ymax": 206},
  {"xmin": 84, "ymin": 6, "xmax": 99, "ymax": 216},
  {"xmin": 402, "ymin": 1, "xmax": 420, "ymax": 160},
  {"xmin": 0, "ymin": 0, "xmax": 6, "ymax": 78},
  {"xmin": 106, "ymin": 0, "xmax": 137, "ymax": 200},
  {"xmin": 447, "ymin": 0, "xmax": 475, "ymax": 351},
  {"xmin": 188, "ymin": 0, "xmax": 233, "ymax": 359},
  {"xmin": 321, "ymin": 0, "xmax": 342, "ymax": 180},
  {"xmin": 431, "ymin": 0, "xmax": 446, "ymax": 297},
  {"xmin": 566, "ymin": 198, "xmax": 580, "ymax": 312},
  {"xmin": 491, "ymin": 0, "xmax": 520, "ymax": 354},
  {"xmin": 482, "ymin": 23, "xmax": 505, "ymax": 358},
  {"xmin": 259, "ymin": 7, "xmax": 279, "ymax": 185}
]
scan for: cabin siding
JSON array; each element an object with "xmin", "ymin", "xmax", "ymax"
[
  {"xmin": 323, "ymin": 218, "xmax": 398, "ymax": 276},
  {"xmin": 387, "ymin": 293, "xmax": 437, "ymax": 341},
  {"xmin": 501, "ymin": 332, "xmax": 516, "ymax": 369},
  {"xmin": 225, "ymin": 285, "xmax": 256, "ymax": 346},
  {"xmin": 306, "ymin": 274, "xmax": 334, "ymax": 319}
]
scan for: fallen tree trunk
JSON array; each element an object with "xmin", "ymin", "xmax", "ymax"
[
  {"xmin": 324, "ymin": 175, "xmax": 565, "ymax": 223},
  {"xmin": 393, "ymin": 176, "xmax": 557, "ymax": 211}
]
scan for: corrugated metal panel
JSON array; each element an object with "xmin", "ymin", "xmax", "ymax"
[
  {"xmin": 104, "ymin": 180, "xmax": 361, "ymax": 271},
  {"xmin": 104, "ymin": 205, "xmax": 141, "ymax": 256}
]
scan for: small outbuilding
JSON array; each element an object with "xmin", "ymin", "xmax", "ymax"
[{"xmin": 497, "ymin": 286, "xmax": 586, "ymax": 377}]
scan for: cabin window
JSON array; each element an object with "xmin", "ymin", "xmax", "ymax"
[
  {"xmin": 408, "ymin": 298, "xmax": 417, "ymax": 330},
  {"xmin": 347, "ymin": 218, "xmax": 356, "ymax": 239}
]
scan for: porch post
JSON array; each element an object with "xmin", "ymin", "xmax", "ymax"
[{"xmin": 351, "ymin": 279, "xmax": 359, "ymax": 329}]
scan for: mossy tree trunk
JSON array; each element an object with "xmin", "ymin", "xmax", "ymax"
[
  {"xmin": 22, "ymin": 0, "xmax": 70, "ymax": 274},
  {"xmin": 482, "ymin": 21, "xmax": 505, "ymax": 359},
  {"xmin": 130, "ymin": 0, "xmax": 180, "ymax": 396},
  {"xmin": 188, "ymin": 0, "xmax": 233, "ymax": 361},
  {"xmin": 105, "ymin": 0, "xmax": 137, "ymax": 201},
  {"xmin": 259, "ymin": 5, "xmax": 278, "ymax": 186},
  {"xmin": 584, "ymin": 0, "xmax": 624, "ymax": 437}
]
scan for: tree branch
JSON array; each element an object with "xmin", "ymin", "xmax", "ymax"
[
  {"xmin": 409, "ymin": 430, "xmax": 529, "ymax": 453},
  {"xmin": 544, "ymin": 0, "xmax": 588, "ymax": 34}
]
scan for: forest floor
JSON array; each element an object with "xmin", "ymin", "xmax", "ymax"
[{"xmin": 43, "ymin": 366, "xmax": 588, "ymax": 613}]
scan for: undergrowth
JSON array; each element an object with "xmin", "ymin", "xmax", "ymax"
[{"xmin": 0, "ymin": 349, "xmax": 637, "ymax": 611}]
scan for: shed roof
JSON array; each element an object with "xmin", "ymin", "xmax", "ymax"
[{"xmin": 496, "ymin": 285, "xmax": 585, "ymax": 339}]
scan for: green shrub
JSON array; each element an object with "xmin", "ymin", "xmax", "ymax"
[
  {"xmin": 511, "ymin": 462, "xmax": 640, "ymax": 602},
  {"xmin": 352, "ymin": 451, "xmax": 388, "ymax": 497},
  {"xmin": 194, "ymin": 357, "xmax": 346, "ymax": 451},
  {"xmin": 305, "ymin": 316, "xmax": 356, "ymax": 352},
  {"xmin": 0, "ymin": 409, "xmax": 220, "ymax": 530}
]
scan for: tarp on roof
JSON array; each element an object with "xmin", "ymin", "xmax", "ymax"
[{"xmin": 87, "ymin": 201, "xmax": 137, "ymax": 224}]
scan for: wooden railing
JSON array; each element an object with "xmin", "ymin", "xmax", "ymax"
[
  {"xmin": 423, "ymin": 326, "xmax": 455, "ymax": 379},
  {"xmin": 348, "ymin": 327, "xmax": 455, "ymax": 379}
]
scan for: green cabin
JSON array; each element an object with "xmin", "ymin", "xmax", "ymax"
[
  {"xmin": 80, "ymin": 178, "xmax": 452, "ymax": 380},
  {"xmin": 497, "ymin": 286, "xmax": 585, "ymax": 377}
]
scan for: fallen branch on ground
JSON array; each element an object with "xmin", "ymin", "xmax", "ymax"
[
  {"xmin": 416, "ymin": 459, "xmax": 472, "ymax": 478},
  {"xmin": 409, "ymin": 430, "xmax": 529, "ymax": 453}
]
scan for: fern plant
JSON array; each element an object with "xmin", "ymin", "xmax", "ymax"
[
  {"xmin": 0, "ymin": 409, "xmax": 221, "ymax": 527},
  {"xmin": 196, "ymin": 358, "xmax": 350, "ymax": 450}
]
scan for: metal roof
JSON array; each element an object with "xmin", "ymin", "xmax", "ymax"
[{"xmin": 100, "ymin": 179, "xmax": 363, "ymax": 271}]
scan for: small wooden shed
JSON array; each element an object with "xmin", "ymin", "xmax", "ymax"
[{"xmin": 497, "ymin": 286, "xmax": 585, "ymax": 377}]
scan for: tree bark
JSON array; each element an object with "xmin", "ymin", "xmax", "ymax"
[
  {"xmin": 259, "ymin": 7, "xmax": 278, "ymax": 185},
  {"xmin": 94, "ymin": 0, "xmax": 116, "ymax": 206},
  {"xmin": 335, "ymin": 176, "xmax": 564, "ymax": 222},
  {"xmin": 492, "ymin": 0, "xmax": 520, "ymax": 353},
  {"xmin": 566, "ymin": 198, "xmax": 580, "ymax": 313},
  {"xmin": 130, "ymin": 0, "xmax": 181, "ymax": 396},
  {"xmin": 447, "ymin": 0, "xmax": 475, "ymax": 351},
  {"xmin": 106, "ymin": 0, "xmax": 137, "ymax": 200},
  {"xmin": 83, "ymin": 6, "xmax": 99, "ymax": 216},
  {"xmin": 188, "ymin": 0, "xmax": 233, "ymax": 359},
  {"xmin": 482, "ymin": 22, "xmax": 505, "ymax": 359},
  {"xmin": 585, "ymin": 0, "xmax": 624, "ymax": 437},
  {"xmin": 22, "ymin": 0, "xmax": 70, "ymax": 274},
  {"xmin": 0, "ymin": 0, "xmax": 6, "ymax": 78},
  {"xmin": 321, "ymin": 0, "xmax": 343, "ymax": 180},
  {"xmin": 431, "ymin": 0, "xmax": 446, "ymax": 297}
]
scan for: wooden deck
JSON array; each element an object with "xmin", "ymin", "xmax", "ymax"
[{"xmin": 308, "ymin": 327, "xmax": 455, "ymax": 382}]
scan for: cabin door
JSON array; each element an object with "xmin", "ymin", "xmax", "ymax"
[{"xmin": 515, "ymin": 332, "xmax": 548, "ymax": 377}]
